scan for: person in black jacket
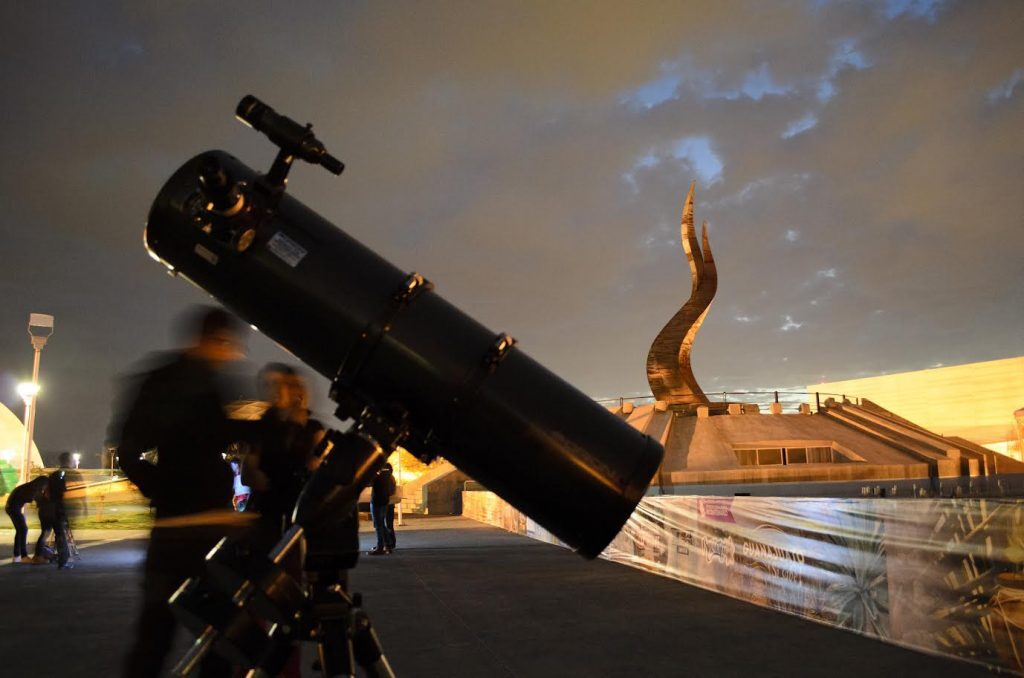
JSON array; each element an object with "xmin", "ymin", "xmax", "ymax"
[
  {"xmin": 47, "ymin": 452, "xmax": 77, "ymax": 568},
  {"xmin": 34, "ymin": 479, "xmax": 57, "ymax": 562},
  {"xmin": 243, "ymin": 363, "xmax": 325, "ymax": 545},
  {"xmin": 368, "ymin": 464, "xmax": 397, "ymax": 555},
  {"xmin": 242, "ymin": 364, "xmax": 327, "ymax": 678},
  {"xmin": 110, "ymin": 306, "xmax": 247, "ymax": 678},
  {"xmin": 5, "ymin": 476, "xmax": 48, "ymax": 563}
]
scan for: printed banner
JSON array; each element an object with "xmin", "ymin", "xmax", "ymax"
[{"xmin": 464, "ymin": 491, "xmax": 1024, "ymax": 675}]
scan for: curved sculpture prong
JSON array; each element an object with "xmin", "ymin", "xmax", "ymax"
[{"xmin": 645, "ymin": 182, "xmax": 717, "ymax": 406}]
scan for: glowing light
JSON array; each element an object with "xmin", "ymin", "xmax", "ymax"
[{"xmin": 16, "ymin": 382, "xmax": 40, "ymax": 400}]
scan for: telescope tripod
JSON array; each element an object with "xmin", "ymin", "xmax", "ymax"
[{"xmin": 171, "ymin": 407, "xmax": 407, "ymax": 677}]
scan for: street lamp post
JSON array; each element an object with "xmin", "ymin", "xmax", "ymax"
[
  {"xmin": 17, "ymin": 382, "xmax": 40, "ymax": 484},
  {"xmin": 107, "ymin": 446, "xmax": 118, "ymax": 478},
  {"xmin": 395, "ymin": 448, "xmax": 404, "ymax": 527},
  {"xmin": 20, "ymin": 313, "xmax": 54, "ymax": 484}
]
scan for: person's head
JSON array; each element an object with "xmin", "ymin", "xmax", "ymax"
[
  {"xmin": 293, "ymin": 374, "xmax": 311, "ymax": 411},
  {"xmin": 258, "ymin": 363, "xmax": 300, "ymax": 410},
  {"xmin": 182, "ymin": 306, "xmax": 247, "ymax": 367},
  {"xmin": 30, "ymin": 476, "xmax": 48, "ymax": 491},
  {"xmin": 283, "ymin": 372, "xmax": 310, "ymax": 420},
  {"xmin": 381, "ymin": 463, "xmax": 393, "ymax": 475},
  {"xmin": 58, "ymin": 452, "xmax": 72, "ymax": 468}
]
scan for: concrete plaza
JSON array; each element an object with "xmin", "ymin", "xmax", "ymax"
[{"xmin": 0, "ymin": 517, "xmax": 990, "ymax": 677}]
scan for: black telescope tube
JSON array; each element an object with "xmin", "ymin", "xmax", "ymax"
[{"xmin": 145, "ymin": 151, "xmax": 663, "ymax": 558}]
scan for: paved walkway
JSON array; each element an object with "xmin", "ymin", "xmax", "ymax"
[{"xmin": 0, "ymin": 517, "xmax": 991, "ymax": 677}]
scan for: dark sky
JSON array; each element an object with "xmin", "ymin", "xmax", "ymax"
[{"xmin": 0, "ymin": 0, "xmax": 1021, "ymax": 457}]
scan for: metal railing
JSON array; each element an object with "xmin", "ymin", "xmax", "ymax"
[{"xmin": 595, "ymin": 390, "xmax": 864, "ymax": 413}]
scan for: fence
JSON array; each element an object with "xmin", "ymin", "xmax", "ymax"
[
  {"xmin": 464, "ymin": 490, "xmax": 1024, "ymax": 676},
  {"xmin": 595, "ymin": 390, "xmax": 861, "ymax": 413}
]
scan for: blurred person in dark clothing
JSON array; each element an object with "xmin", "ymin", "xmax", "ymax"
[
  {"xmin": 5, "ymin": 476, "xmax": 48, "ymax": 563},
  {"xmin": 34, "ymin": 480, "xmax": 57, "ymax": 562},
  {"xmin": 244, "ymin": 364, "xmax": 325, "ymax": 541},
  {"xmin": 46, "ymin": 452, "xmax": 77, "ymax": 568},
  {"xmin": 368, "ymin": 463, "xmax": 397, "ymax": 555},
  {"xmin": 110, "ymin": 306, "xmax": 248, "ymax": 678},
  {"xmin": 242, "ymin": 364, "xmax": 326, "ymax": 678},
  {"xmin": 244, "ymin": 363, "xmax": 360, "ymax": 565},
  {"xmin": 56, "ymin": 451, "xmax": 86, "ymax": 520}
]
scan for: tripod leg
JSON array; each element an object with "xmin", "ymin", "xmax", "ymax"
[
  {"xmin": 316, "ymin": 618, "xmax": 355, "ymax": 678},
  {"xmin": 350, "ymin": 598, "xmax": 395, "ymax": 678},
  {"xmin": 66, "ymin": 525, "xmax": 80, "ymax": 561}
]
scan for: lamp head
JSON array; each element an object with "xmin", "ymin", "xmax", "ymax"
[
  {"xmin": 16, "ymin": 382, "xmax": 40, "ymax": 402},
  {"xmin": 28, "ymin": 313, "xmax": 54, "ymax": 337}
]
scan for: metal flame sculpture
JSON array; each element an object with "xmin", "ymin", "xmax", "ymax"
[{"xmin": 645, "ymin": 182, "xmax": 717, "ymax": 406}]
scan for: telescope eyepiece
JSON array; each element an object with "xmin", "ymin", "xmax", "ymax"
[{"xmin": 235, "ymin": 95, "xmax": 266, "ymax": 129}]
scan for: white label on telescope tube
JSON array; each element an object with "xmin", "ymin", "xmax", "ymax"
[
  {"xmin": 194, "ymin": 244, "xmax": 219, "ymax": 265},
  {"xmin": 267, "ymin": 231, "xmax": 307, "ymax": 267}
]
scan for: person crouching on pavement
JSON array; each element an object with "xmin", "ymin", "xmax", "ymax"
[
  {"xmin": 369, "ymin": 463, "xmax": 397, "ymax": 555},
  {"xmin": 5, "ymin": 476, "xmax": 48, "ymax": 563}
]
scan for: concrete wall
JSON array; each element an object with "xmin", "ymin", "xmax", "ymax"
[{"xmin": 811, "ymin": 356, "xmax": 1024, "ymax": 445}]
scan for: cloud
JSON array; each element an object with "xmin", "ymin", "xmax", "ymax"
[
  {"xmin": 712, "ymin": 173, "xmax": 812, "ymax": 208},
  {"xmin": 988, "ymin": 69, "xmax": 1023, "ymax": 103},
  {"xmin": 738, "ymin": 63, "xmax": 795, "ymax": 100},
  {"xmin": 671, "ymin": 137, "xmax": 724, "ymax": 184},
  {"xmin": 624, "ymin": 69, "xmax": 683, "ymax": 109},
  {"xmin": 782, "ymin": 113, "xmax": 819, "ymax": 139},
  {"xmin": 780, "ymin": 315, "xmax": 805, "ymax": 332},
  {"xmin": 816, "ymin": 38, "xmax": 871, "ymax": 102},
  {"xmin": 882, "ymin": 0, "xmax": 949, "ymax": 21}
]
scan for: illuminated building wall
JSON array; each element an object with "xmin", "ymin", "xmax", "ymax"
[
  {"xmin": 0, "ymin": 403, "xmax": 44, "ymax": 493},
  {"xmin": 811, "ymin": 356, "xmax": 1024, "ymax": 455}
]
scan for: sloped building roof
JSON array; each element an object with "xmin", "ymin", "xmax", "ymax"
[{"xmin": 610, "ymin": 397, "xmax": 1024, "ymax": 489}]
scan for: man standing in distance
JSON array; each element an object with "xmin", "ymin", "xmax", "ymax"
[
  {"xmin": 368, "ymin": 463, "xmax": 397, "ymax": 555},
  {"xmin": 112, "ymin": 306, "xmax": 248, "ymax": 678}
]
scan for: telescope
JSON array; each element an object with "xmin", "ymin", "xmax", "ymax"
[{"xmin": 146, "ymin": 96, "xmax": 664, "ymax": 675}]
